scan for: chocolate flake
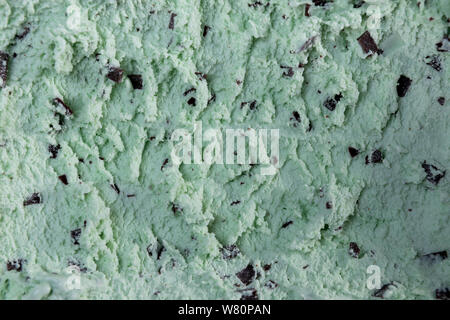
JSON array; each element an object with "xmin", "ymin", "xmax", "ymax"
[
  {"xmin": 324, "ymin": 97, "xmax": 337, "ymax": 111},
  {"xmin": 436, "ymin": 36, "xmax": 449, "ymax": 52},
  {"xmin": 107, "ymin": 66, "xmax": 124, "ymax": 83},
  {"xmin": 110, "ymin": 183, "xmax": 120, "ymax": 194},
  {"xmin": 239, "ymin": 289, "xmax": 259, "ymax": 300},
  {"xmin": 265, "ymin": 280, "xmax": 278, "ymax": 289},
  {"xmin": 183, "ymin": 87, "xmax": 196, "ymax": 96},
  {"xmin": 195, "ymin": 72, "xmax": 207, "ymax": 80},
  {"xmin": 435, "ymin": 288, "xmax": 450, "ymax": 300},
  {"xmin": 425, "ymin": 55, "xmax": 442, "ymax": 72},
  {"xmin": 297, "ymin": 36, "xmax": 317, "ymax": 53},
  {"xmin": 0, "ymin": 51, "xmax": 10, "ymax": 88},
  {"xmin": 168, "ymin": 13, "xmax": 177, "ymax": 30},
  {"xmin": 305, "ymin": 4, "xmax": 311, "ymax": 16},
  {"xmin": 438, "ymin": 97, "xmax": 445, "ymax": 106},
  {"xmin": 203, "ymin": 25, "xmax": 211, "ymax": 37},
  {"xmin": 23, "ymin": 193, "xmax": 41, "ymax": 206},
  {"xmin": 128, "ymin": 74, "xmax": 143, "ymax": 89},
  {"xmin": 249, "ymin": 100, "xmax": 257, "ymax": 110},
  {"xmin": 281, "ymin": 220, "xmax": 293, "ymax": 229},
  {"xmin": 207, "ymin": 93, "xmax": 216, "ymax": 105},
  {"xmin": 326, "ymin": 201, "xmax": 333, "ymax": 209},
  {"xmin": 171, "ymin": 202, "xmax": 183, "ymax": 215},
  {"xmin": 48, "ymin": 144, "xmax": 61, "ymax": 158},
  {"xmin": 280, "ymin": 65, "xmax": 294, "ymax": 77},
  {"xmin": 161, "ymin": 158, "xmax": 169, "ymax": 171},
  {"xmin": 348, "ymin": 147, "xmax": 360, "ymax": 158},
  {"xmin": 313, "ymin": 0, "xmax": 333, "ymax": 6},
  {"xmin": 348, "ymin": 242, "xmax": 360, "ymax": 258},
  {"xmin": 422, "ymin": 161, "xmax": 446, "ymax": 185},
  {"xmin": 187, "ymin": 97, "xmax": 196, "ymax": 106},
  {"xmin": 422, "ymin": 250, "xmax": 448, "ymax": 262},
  {"xmin": 58, "ymin": 175, "xmax": 68, "ymax": 185},
  {"xmin": 371, "ymin": 149, "xmax": 383, "ymax": 163},
  {"xmin": 71, "ymin": 228, "xmax": 82, "ymax": 245},
  {"xmin": 263, "ymin": 264, "xmax": 271, "ymax": 271},
  {"xmin": 357, "ymin": 31, "xmax": 382, "ymax": 55},
  {"xmin": 236, "ymin": 264, "xmax": 256, "ymax": 286},
  {"xmin": 221, "ymin": 245, "xmax": 240, "ymax": 260},
  {"xmin": 53, "ymin": 98, "xmax": 73, "ymax": 116},
  {"xmin": 15, "ymin": 26, "xmax": 30, "ymax": 40},
  {"xmin": 6, "ymin": 259, "xmax": 24, "ymax": 272},
  {"xmin": 396, "ymin": 75, "xmax": 412, "ymax": 97},
  {"xmin": 248, "ymin": 1, "xmax": 263, "ymax": 8},
  {"xmin": 231, "ymin": 200, "xmax": 241, "ymax": 206}
]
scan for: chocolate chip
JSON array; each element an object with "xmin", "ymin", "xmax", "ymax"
[
  {"xmin": 348, "ymin": 147, "xmax": 360, "ymax": 157},
  {"xmin": 239, "ymin": 289, "xmax": 259, "ymax": 300},
  {"xmin": 127, "ymin": 74, "xmax": 143, "ymax": 89},
  {"xmin": 53, "ymin": 98, "xmax": 73, "ymax": 116},
  {"xmin": 183, "ymin": 87, "xmax": 196, "ymax": 96},
  {"xmin": 435, "ymin": 288, "xmax": 450, "ymax": 300},
  {"xmin": 187, "ymin": 97, "xmax": 196, "ymax": 106},
  {"xmin": 425, "ymin": 55, "xmax": 442, "ymax": 72},
  {"xmin": 422, "ymin": 161, "xmax": 446, "ymax": 185},
  {"xmin": 168, "ymin": 13, "xmax": 177, "ymax": 30},
  {"xmin": 263, "ymin": 264, "xmax": 271, "ymax": 271},
  {"xmin": 15, "ymin": 26, "xmax": 30, "ymax": 40},
  {"xmin": 58, "ymin": 175, "xmax": 68, "ymax": 185},
  {"xmin": 357, "ymin": 31, "xmax": 382, "ymax": 55},
  {"xmin": 281, "ymin": 221, "xmax": 293, "ymax": 228},
  {"xmin": 396, "ymin": 75, "xmax": 412, "ymax": 97},
  {"xmin": 107, "ymin": 66, "xmax": 124, "ymax": 83},
  {"xmin": 305, "ymin": 4, "xmax": 311, "ymax": 16},
  {"xmin": 203, "ymin": 25, "xmax": 211, "ymax": 37},
  {"xmin": 23, "ymin": 193, "xmax": 41, "ymax": 206},
  {"xmin": 161, "ymin": 158, "xmax": 169, "ymax": 171},
  {"xmin": 324, "ymin": 97, "xmax": 337, "ymax": 111},
  {"xmin": 110, "ymin": 183, "xmax": 120, "ymax": 194},
  {"xmin": 348, "ymin": 242, "xmax": 360, "ymax": 258},
  {"xmin": 371, "ymin": 149, "xmax": 383, "ymax": 163},
  {"xmin": 71, "ymin": 228, "xmax": 82, "ymax": 245},
  {"xmin": 291, "ymin": 111, "xmax": 301, "ymax": 124},
  {"xmin": 6, "ymin": 259, "xmax": 24, "ymax": 272},
  {"xmin": 236, "ymin": 264, "xmax": 255, "ymax": 286},
  {"xmin": 231, "ymin": 200, "xmax": 241, "ymax": 206},
  {"xmin": 436, "ymin": 36, "xmax": 449, "ymax": 52},
  {"xmin": 373, "ymin": 282, "xmax": 395, "ymax": 298},
  {"xmin": 221, "ymin": 245, "xmax": 240, "ymax": 260},
  {"xmin": 0, "ymin": 51, "xmax": 10, "ymax": 88},
  {"xmin": 326, "ymin": 201, "xmax": 333, "ymax": 209},
  {"xmin": 48, "ymin": 144, "xmax": 61, "ymax": 158},
  {"xmin": 265, "ymin": 280, "xmax": 278, "ymax": 289},
  {"xmin": 438, "ymin": 97, "xmax": 445, "ymax": 106}
]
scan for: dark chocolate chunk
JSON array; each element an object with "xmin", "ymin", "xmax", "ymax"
[
  {"xmin": 305, "ymin": 4, "xmax": 311, "ymax": 16},
  {"xmin": 203, "ymin": 25, "xmax": 211, "ymax": 37},
  {"xmin": 326, "ymin": 201, "xmax": 333, "ymax": 209},
  {"xmin": 183, "ymin": 87, "xmax": 196, "ymax": 96},
  {"xmin": 53, "ymin": 98, "xmax": 73, "ymax": 116},
  {"xmin": 127, "ymin": 74, "xmax": 143, "ymax": 89},
  {"xmin": 110, "ymin": 183, "xmax": 120, "ymax": 194},
  {"xmin": 422, "ymin": 161, "xmax": 446, "ymax": 185},
  {"xmin": 265, "ymin": 280, "xmax": 278, "ymax": 289},
  {"xmin": 187, "ymin": 97, "xmax": 196, "ymax": 106},
  {"xmin": 436, "ymin": 36, "xmax": 449, "ymax": 52},
  {"xmin": 348, "ymin": 242, "xmax": 360, "ymax": 258},
  {"xmin": 23, "ymin": 193, "xmax": 41, "ymax": 206},
  {"xmin": 291, "ymin": 111, "xmax": 301, "ymax": 125},
  {"xmin": 71, "ymin": 228, "xmax": 82, "ymax": 245},
  {"xmin": 58, "ymin": 175, "xmax": 68, "ymax": 185},
  {"xmin": 281, "ymin": 221, "xmax": 293, "ymax": 229},
  {"xmin": 221, "ymin": 244, "xmax": 240, "ymax": 260},
  {"xmin": 68, "ymin": 260, "xmax": 88, "ymax": 273},
  {"xmin": 348, "ymin": 147, "xmax": 360, "ymax": 157},
  {"xmin": 6, "ymin": 259, "xmax": 24, "ymax": 272},
  {"xmin": 168, "ymin": 13, "xmax": 177, "ymax": 30},
  {"xmin": 438, "ymin": 97, "xmax": 445, "ymax": 106},
  {"xmin": 371, "ymin": 149, "xmax": 383, "ymax": 163},
  {"xmin": 0, "ymin": 51, "xmax": 10, "ymax": 88},
  {"xmin": 15, "ymin": 26, "xmax": 30, "ymax": 40},
  {"xmin": 324, "ymin": 97, "xmax": 337, "ymax": 111},
  {"xmin": 48, "ymin": 144, "xmax": 61, "ymax": 158},
  {"xmin": 357, "ymin": 31, "xmax": 382, "ymax": 55},
  {"xmin": 231, "ymin": 200, "xmax": 241, "ymax": 206},
  {"xmin": 435, "ymin": 288, "xmax": 450, "ymax": 300},
  {"xmin": 334, "ymin": 93, "xmax": 343, "ymax": 102},
  {"xmin": 425, "ymin": 55, "xmax": 442, "ymax": 72},
  {"xmin": 373, "ymin": 282, "xmax": 395, "ymax": 298},
  {"xmin": 236, "ymin": 264, "xmax": 256, "ymax": 286},
  {"xmin": 239, "ymin": 289, "xmax": 259, "ymax": 300},
  {"xmin": 107, "ymin": 66, "xmax": 124, "ymax": 83},
  {"xmin": 396, "ymin": 75, "xmax": 412, "ymax": 97},
  {"xmin": 280, "ymin": 65, "xmax": 294, "ymax": 77},
  {"xmin": 263, "ymin": 264, "xmax": 271, "ymax": 271},
  {"xmin": 171, "ymin": 202, "xmax": 183, "ymax": 215},
  {"xmin": 161, "ymin": 158, "xmax": 169, "ymax": 170}
]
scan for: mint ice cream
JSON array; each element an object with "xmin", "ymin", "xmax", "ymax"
[{"xmin": 0, "ymin": 0, "xmax": 449, "ymax": 300}]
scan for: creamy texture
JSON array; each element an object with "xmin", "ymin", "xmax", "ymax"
[{"xmin": 0, "ymin": 0, "xmax": 449, "ymax": 300}]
